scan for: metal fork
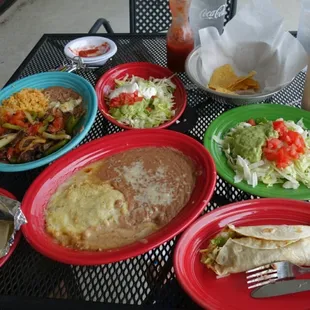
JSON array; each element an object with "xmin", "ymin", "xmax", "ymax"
[{"xmin": 246, "ymin": 261, "xmax": 310, "ymax": 289}]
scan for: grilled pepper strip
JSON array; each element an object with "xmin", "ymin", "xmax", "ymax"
[
  {"xmin": 43, "ymin": 139, "xmax": 68, "ymax": 156},
  {"xmin": 42, "ymin": 132, "xmax": 71, "ymax": 140},
  {"xmin": 24, "ymin": 111, "xmax": 34, "ymax": 124},
  {"xmin": 2, "ymin": 123, "xmax": 24, "ymax": 131},
  {"xmin": 38, "ymin": 124, "xmax": 48, "ymax": 134},
  {"xmin": 0, "ymin": 133, "xmax": 18, "ymax": 149},
  {"xmin": 65, "ymin": 115, "xmax": 80, "ymax": 135},
  {"xmin": 43, "ymin": 115, "xmax": 54, "ymax": 125}
]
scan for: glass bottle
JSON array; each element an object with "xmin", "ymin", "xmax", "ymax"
[{"xmin": 167, "ymin": 0, "xmax": 194, "ymax": 72}]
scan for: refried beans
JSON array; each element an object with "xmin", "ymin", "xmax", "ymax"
[{"xmin": 45, "ymin": 147, "xmax": 197, "ymax": 250}]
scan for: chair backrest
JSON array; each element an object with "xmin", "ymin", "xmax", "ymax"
[{"xmin": 129, "ymin": 0, "xmax": 237, "ymax": 34}]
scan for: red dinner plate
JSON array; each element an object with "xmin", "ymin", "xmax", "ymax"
[
  {"xmin": 21, "ymin": 129, "xmax": 216, "ymax": 265},
  {"xmin": 174, "ymin": 199, "xmax": 310, "ymax": 310},
  {"xmin": 95, "ymin": 62, "xmax": 187, "ymax": 129},
  {"xmin": 0, "ymin": 188, "xmax": 21, "ymax": 267}
]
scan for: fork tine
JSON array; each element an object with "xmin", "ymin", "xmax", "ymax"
[
  {"xmin": 248, "ymin": 278, "xmax": 277, "ymax": 289},
  {"xmin": 246, "ymin": 264, "xmax": 272, "ymax": 273},
  {"xmin": 247, "ymin": 272, "xmax": 278, "ymax": 284},
  {"xmin": 246, "ymin": 268, "xmax": 277, "ymax": 279}
]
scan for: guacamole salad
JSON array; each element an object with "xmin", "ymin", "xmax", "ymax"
[{"xmin": 213, "ymin": 118, "xmax": 310, "ymax": 189}]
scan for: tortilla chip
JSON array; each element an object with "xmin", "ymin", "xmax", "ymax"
[
  {"xmin": 244, "ymin": 78, "xmax": 260, "ymax": 90},
  {"xmin": 231, "ymin": 82, "xmax": 249, "ymax": 91},
  {"xmin": 208, "ymin": 64, "xmax": 239, "ymax": 89},
  {"xmin": 210, "ymin": 86, "xmax": 235, "ymax": 94},
  {"xmin": 228, "ymin": 70, "xmax": 257, "ymax": 90},
  {"xmin": 208, "ymin": 64, "xmax": 260, "ymax": 95},
  {"xmin": 231, "ymin": 78, "xmax": 260, "ymax": 92}
]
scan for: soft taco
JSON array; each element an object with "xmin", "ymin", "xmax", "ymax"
[{"xmin": 200, "ymin": 224, "xmax": 310, "ymax": 276}]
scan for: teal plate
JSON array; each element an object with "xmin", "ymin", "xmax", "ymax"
[
  {"xmin": 204, "ymin": 104, "xmax": 310, "ymax": 200},
  {"xmin": 0, "ymin": 72, "xmax": 97, "ymax": 172}
]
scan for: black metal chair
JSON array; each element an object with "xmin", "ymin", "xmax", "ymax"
[
  {"xmin": 88, "ymin": 18, "xmax": 114, "ymax": 34},
  {"xmin": 129, "ymin": 0, "xmax": 237, "ymax": 33}
]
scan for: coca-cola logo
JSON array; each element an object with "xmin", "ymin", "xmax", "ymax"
[{"xmin": 200, "ymin": 4, "xmax": 226, "ymax": 20}]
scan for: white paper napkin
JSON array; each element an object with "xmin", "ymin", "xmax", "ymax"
[{"xmin": 198, "ymin": 0, "xmax": 308, "ymax": 93}]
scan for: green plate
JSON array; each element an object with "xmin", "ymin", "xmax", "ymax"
[{"xmin": 204, "ymin": 104, "xmax": 310, "ymax": 200}]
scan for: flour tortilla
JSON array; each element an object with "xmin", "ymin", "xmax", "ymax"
[
  {"xmin": 205, "ymin": 225, "xmax": 310, "ymax": 276},
  {"xmin": 228, "ymin": 224, "xmax": 310, "ymax": 241},
  {"xmin": 214, "ymin": 237, "xmax": 310, "ymax": 276}
]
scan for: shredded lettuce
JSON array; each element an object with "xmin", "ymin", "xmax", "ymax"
[
  {"xmin": 214, "ymin": 118, "xmax": 310, "ymax": 189},
  {"xmin": 108, "ymin": 75, "xmax": 176, "ymax": 128}
]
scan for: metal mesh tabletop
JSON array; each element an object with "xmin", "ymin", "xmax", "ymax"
[{"xmin": 0, "ymin": 33, "xmax": 306, "ymax": 309}]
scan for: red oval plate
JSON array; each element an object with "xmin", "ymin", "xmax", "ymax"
[
  {"xmin": 95, "ymin": 62, "xmax": 187, "ymax": 129},
  {"xmin": 0, "ymin": 188, "xmax": 21, "ymax": 267},
  {"xmin": 174, "ymin": 198, "xmax": 310, "ymax": 310},
  {"xmin": 21, "ymin": 129, "xmax": 216, "ymax": 265}
]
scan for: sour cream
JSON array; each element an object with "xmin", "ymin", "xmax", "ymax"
[
  {"xmin": 109, "ymin": 83, "xmax": 139, "ymax": 99},
  {"xmin": 139, "ymin": 87, "xmax": 157, "ymax": 99},
  {"xmin": 109, "ymin": 82, "xmax": 157, "ymax": 100}
]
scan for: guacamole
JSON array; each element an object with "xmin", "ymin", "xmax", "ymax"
[{"xmin": 224, "ymin": 122, "xmax": 277, "ymax": 163}]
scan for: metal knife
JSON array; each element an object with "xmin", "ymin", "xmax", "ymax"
[{"xmin": 251, "ymin": 280, "xmax": 310, "ymax": 298}]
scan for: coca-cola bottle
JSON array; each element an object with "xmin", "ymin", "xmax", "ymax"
[
  {"xmin": 166, "ymin": 0, "xmax": 194, "ymax": 72},
  {"xmin": 189, "ymin": 0, "xmax": 227, "ymax": 46}
]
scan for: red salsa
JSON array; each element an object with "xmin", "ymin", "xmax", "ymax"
[
  {"xmin": 167, "ymin": 40, "xmax": 194, "ymax": 72},
  {"xmin": 77, "ymin": 42, "xmax": 110, "ymax": 58}
]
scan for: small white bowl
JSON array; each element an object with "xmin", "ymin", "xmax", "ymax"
[{"xmin": 64, "ymin": 36, "xmax": 117, "ymax": 66}]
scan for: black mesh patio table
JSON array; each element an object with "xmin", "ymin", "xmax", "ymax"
[{"xmin": 0, "ymin": 33, "xmax": 306, "ymax": 310}]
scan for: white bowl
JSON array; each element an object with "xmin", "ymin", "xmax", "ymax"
[
  {"xmin": 64, "ymin": 36, "xmax": 117, "ymax": 66},
  {"xmin": 185, "ymin": 46, "xmax": 291, "ymax": 106}
]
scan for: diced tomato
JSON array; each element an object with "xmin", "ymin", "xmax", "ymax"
[
  {"xmin": 263, "ymin": 146, "xmax": 275, "ymax": 163},
  {"xmin": 281, "ymin": 131, "xmax": 305, "ymax": 152},
  {"xmin": 13, "ymin": 110, "xmax": 25, "ymax": 120},
  {"xmin": 7, "ymin": 147, "xmax": 15, "ymax": 161},
  {"xmin": 266, "ymin": 138, "xmax": 282, "ymax": 150},
  {"xmin": 109, "ymin": 97, "xmax": 121, "ymax": 108},
  {"xmin": 263, "ymin": 147, "xmax": 278, "ymax": 161},
  {"xmin": 280, "ymin": 133, "xmax": 292, "ymax": 145},
  {"xmin": 287, "ymin": 144, "xmax": 299, "ymax": 160},
  {"xmin": 10, "ymin": 111, "xmax": 27, "ymax": 128},
  {"xmin": 28, "ymin": 122, "xmax": 43, "ymax": 135},
  {"xmin": 289, "ymin": 131, "xmax": 305, "ymax": 153},
  {"xmin": 273, "ymin": 120, "xmax": 287, "ymax": 136},
  {"xmin": 263, "ymin": 125, "xmax": 306, "ymax": 169},
  {"xmin": 276, "ymin": 147, "xmax": 291, "ymax": 169},
  {"xmin": 2, "ymin": 112, "xmax": 11, "ymax": 123},
  {"xmin": 10, "ymin": 111, "xmax": 24, "ymax": 121},
  {"xmin": 109, "ymin": 90, "xmax": 144, "ymax": 108},
  {"xmin": 52, "ymin": 117, "xmax": 64, "ymax": 131},
  {"xmin": 48, "ymin": 110, "xmax": 64, "ymax": 133},
  {"xmin": 247, "ymin": 119, "xmax": 256, "ymax": 126}
]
